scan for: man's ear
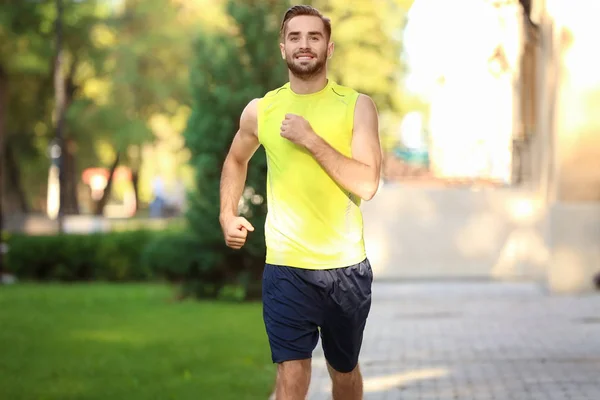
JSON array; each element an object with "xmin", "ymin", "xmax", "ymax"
[
  {"xmin": 279, "ymin": 42, "xmax": 285, "ymax": 60},
  {"xmin": 327, "ymin": 42, "xmax": 335, "ymax": 59}
]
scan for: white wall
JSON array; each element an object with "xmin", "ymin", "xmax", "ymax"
[{"xmin": 362, "ymin": 184, "xmax": 549, "ymax": 281}]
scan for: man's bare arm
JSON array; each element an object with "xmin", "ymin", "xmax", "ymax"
[
  {"xmin": 219, "ymin": 99, "xmax": 260, "ymax": 223},
  {"xmin": 304, "ymin": 94, "xmax": 382, "ymax": 200}
]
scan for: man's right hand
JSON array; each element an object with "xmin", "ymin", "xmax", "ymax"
[{"xmin": 220, "ymin": 216, "xmax": 255, "ymax": 249}]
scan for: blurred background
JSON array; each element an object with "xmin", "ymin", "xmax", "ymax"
[{"xmin": 1, "ymin": 0, "xmax": 599, "ymax": 399}]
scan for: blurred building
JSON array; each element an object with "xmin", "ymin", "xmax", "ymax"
[
  {"xmin": 380, "ymin": 0, "xmax": 600, "ymax": 294},
  {"xmin": 520, "ymin": 0, "xmax": 600, "ymax": 293},
  {"xmin": 404, "ymin": 0, "xmax": 521, "ymax": 184}
]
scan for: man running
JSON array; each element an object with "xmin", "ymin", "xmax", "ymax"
[{"xmin": 219, "ymin": 5, "xmax": 382, "ymax": 399}]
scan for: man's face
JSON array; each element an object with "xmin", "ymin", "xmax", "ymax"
[{"xmin": 280, "ymin": 15, "xmax": 333, "ymax": 80}]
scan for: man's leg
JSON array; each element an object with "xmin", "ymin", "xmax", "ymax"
[
  {"xmin": 262, "ymin": 264, "xmax": 323, "ymax": 399},
  {"xmin": 275, "ymin": 359, "xmax": 312, "ymax": 400},
  {"xmin": 326, "ymin": 361, "xmax": 364, "ymax": 400},
  {"xmin": 320, "ymin": 258, "xmax": 373, "ymax": 400}
]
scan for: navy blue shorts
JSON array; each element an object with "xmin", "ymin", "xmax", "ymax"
[{"xmin": 262, "ymin": 258, "xmax": 373, "ymax": 373}]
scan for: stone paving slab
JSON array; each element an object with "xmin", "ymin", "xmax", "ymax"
[{"xmin": 303, "ymin": 281, "xmax": 600, "ymax": 400}]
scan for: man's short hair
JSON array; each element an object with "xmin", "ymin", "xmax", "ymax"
[{"xmin": 280, "ymin": 5, "xmax": 332, "ymax": 41}]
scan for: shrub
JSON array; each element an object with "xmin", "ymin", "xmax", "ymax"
[
  {"xmin": 140, "ymin": 231, "xmax": 264, "ymax": 301},
  {"xmin": 5, "ymin": 229, "xmax": 264, "ymax": 302},
  {"xmin": 5, "ymin": 230, "xmax": 156, "ymax": 282},
  {"xmin": 181, "ymin": 1, "xmax": 288, "ymax": 301}
]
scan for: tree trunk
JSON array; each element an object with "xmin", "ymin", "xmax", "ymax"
[
  {"xmin": 131, "ymin": 169, "xmax": 139, "ymax": 213},
  {"xmin": 62, "ymin": 55, "xmax": 81, "ymax": 215},
  {"xmin": 5, "ymin": 140, "xmax": 28, "ymax": 213},
  {"xmin": 54, "ymin": 0, "xmax": 66, "ymax": 232},
  {"xmin": 94, "ymin": 152, "xmax": 120, "ymax": 216},
  {"xmin": 62, "ymin": 139, "xmax": 79, "ymax": 214},
  {"xmin": 129, "ymin": 144, "xmax": 142, "ymax": 214}
]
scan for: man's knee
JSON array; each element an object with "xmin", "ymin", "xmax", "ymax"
[
  {"xmin": 276, "ymin": 359, "xmax": 312, "ymax": 399},
  {"xmin": 327, "ymin": 362, "xmax": 363, "ymax": 400}
]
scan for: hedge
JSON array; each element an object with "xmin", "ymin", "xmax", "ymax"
[
  {"xmin": 3, "ymin": 230, "xmax": 264, "ymax": 301},
  {"xmin": 5, "ymin": 230, "xmax": 157, "ymax": 281}
]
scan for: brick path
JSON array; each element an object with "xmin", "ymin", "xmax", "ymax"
[{"xmin": 303, "ymin": 281, "xmax": 600, "ymax": 400}]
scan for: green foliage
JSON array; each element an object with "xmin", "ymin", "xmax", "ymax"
[
  {"xmin": 5, "ymin": 227, "xmax": 262, "ymax": 301},
  {"xmin": 182, "ymin": 0, "xmax": 290, "ymax": 298},
  {"xmin": 1, "ymin": 0, "xmax": 56, "ymax": 193},
  {"xmin": 6, "ymin": 230, "xmax": 156, "ymax": 281},
  {"xmin": 141, "ymin": 230, "xmax": 221, "ymax": 298},
  {"xmin": 61, "ymin": 0, "xmax": 190, "ymax": 187},
  {"xmin": 1, "ymin": 0, "xmax": 203, "ymax": 211},
  {"xmin": 1, "ymin": 0, "xmax": 113, "ymax": 210}
]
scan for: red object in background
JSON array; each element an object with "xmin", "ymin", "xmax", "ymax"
[{"xmin": 82, "ymin": 166, "xmax": 132, "ymax": 185}]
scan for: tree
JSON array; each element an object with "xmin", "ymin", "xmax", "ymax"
[
  {"xmin": 103, "ymin": 0, "xmax": 192, "ymax": 210},
  {"xmin": 0, "ymin": 0, "xmax": 113, "ymax": 216},
  {"xmin": 67, "ymin": 0, "xmax": 202, "ymax": 214},
  {"xmin": 183, "ymin": 0, "xmax": 289, "ymax": 299},
  {"xmin": 0, "ymin": 1, "xmax": 55, "ymax": 216}
]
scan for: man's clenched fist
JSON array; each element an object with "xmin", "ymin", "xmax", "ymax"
[
  {"xmin": 220, "ymin": 216, "xmax": 254, "ymax": 249},
  {"xmin": 280, "ymin": 114, "xmax": 315, "ymax": 147}
]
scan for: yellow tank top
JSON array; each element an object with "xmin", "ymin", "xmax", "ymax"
[{"xmin": 257, "ymin": 80, "xmax": 366, "ymax": 270}]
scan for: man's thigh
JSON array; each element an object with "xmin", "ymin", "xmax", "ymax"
[
  {"xmin": 262, "ymin": 264, "xmax": 323, "ymax": 364},
  {"xmin": 319, "ymin": 258, "xmax": 373, "ymax": 373}
]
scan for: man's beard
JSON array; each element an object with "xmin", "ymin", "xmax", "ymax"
[{"xmin": 285, "ymin": 50, "xmax": 327, "ymax": 80}]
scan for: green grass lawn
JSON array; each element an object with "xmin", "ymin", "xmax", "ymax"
[{"xmin": 0, "ymin": 283, "xmax": 275, "ymax": 400}]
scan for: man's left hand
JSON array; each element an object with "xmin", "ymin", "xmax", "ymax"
[{"xmin": 280, "ymin": 114, "xmax": 315, "ymax": 147}]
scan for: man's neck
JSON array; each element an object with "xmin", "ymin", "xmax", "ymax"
[{"xmin": 288, "ymin": 73, "xmax": 328, "ymax": 95}]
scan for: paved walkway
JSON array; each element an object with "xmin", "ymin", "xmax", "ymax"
[{"xmin": 304, "ymin": 281, "xmax": 600, "ymax": 400}]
